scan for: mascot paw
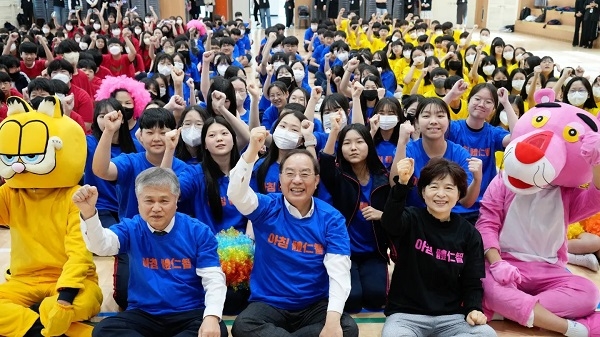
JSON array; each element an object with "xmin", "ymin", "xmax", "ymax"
[
  {"xmin": 577, "ymin": 312, "xmax": 600, "ymax": 337},
  {"xmin": 39, "ymin": 298, "xmax": 75, "ymax": 337},
  {"xmin": 489, "ymin": 260, "xmax": 522, "ymax": 287},
  {"xmin": 580, "ymin": 133, "xmax": 600, "ymax": 166}
]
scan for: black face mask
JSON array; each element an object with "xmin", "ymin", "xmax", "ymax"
[
  {"xmin": 372, "ymin": 60, "xmax": 382, "ymax": 68},
  {"xmin": 362, "ymin": 89, "xmax": 378, "ymax": 101},
  {"xmin": 30, "ymin": 96, "xmax": 44, "ymax": 109},
  {"xmin": 278, "ymin": 76, "xmax": 293, "ymax": 88},
  {"xmin": 9, "ymin": 72, "xmax": 20, "ymax": 81},
  {"xmin": 122, "ymin": 107, "xmax": 134, "ymax": 121},
  {"xmin": 448, "ymin": 60, "xmax": 462, "ymax": 71},
  {"xmin": 494, "ymin": 80, "xmax": 508, "ymax": 89},
  {"xmin": 150, "ymin": 93, "xmax": 159, "ymax": 100}
]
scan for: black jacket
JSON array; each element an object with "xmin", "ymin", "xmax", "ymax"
[{"xmin": 319, "ymin": 152, "xmax": 391, "ymax": 261}]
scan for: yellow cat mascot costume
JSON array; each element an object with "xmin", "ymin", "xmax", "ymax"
[{"xmin": 0, "ymin": 96, "xmax": 102, "ymax": 337}]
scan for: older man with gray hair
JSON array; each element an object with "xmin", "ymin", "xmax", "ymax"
[{"xmin": 73, "ymin": 167, "xmax": 227, "ymax": 337}]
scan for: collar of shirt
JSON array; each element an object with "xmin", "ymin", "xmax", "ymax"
[
  {"xmin": 146, "ymin": 216, "xmax": 175, "ymax": 234},
  {"xmin": 284, "ymin": 197, "xmax": 315, "ymax": 219}
]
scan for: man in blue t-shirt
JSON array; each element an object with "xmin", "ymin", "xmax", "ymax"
[
  {"xmin": 227, "ymin": 127, "xmax": 359, "ymax": 337},
  {"xmin": 74, "ymin": 167, "xmax": 228, "ymax": 337}
]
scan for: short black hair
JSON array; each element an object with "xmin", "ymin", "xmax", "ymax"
[
  {"xmin": 27, "ymin": 77, "xmax": 54, "ymax": 95},
  {"xmin": 417, "ymin": 157, "xmax": 468, "ymax": 200},
  {"xmin": 51, "ymin": 79, "xmax": 70, "ymax": 94},
  {"xmin": 139, "ymin": 107, "xmax": 176, "ymax": 130},
  {"xmin": 78, "ymin": 58, "xmax": 97, "ymax": 72},
  {"xmin": 279, "ymin": 149, "xmax": 320, "ymax": 176},
  {"xmin": 47, "ymin": 59, "xmax": 74, "ymax": 75},
  {"xmin": 19, "ymin": 41, "xmax": 38, "ymax": 54}
]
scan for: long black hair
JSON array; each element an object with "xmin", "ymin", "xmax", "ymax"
[
  {"xmin": 206, "ymin": 76, "xmax": 237, "ymax": 117},
  {"xmin": 256, "ymin": 111, "xmax": 308, "ymax": 193},
  {"xmin": 372, "ymin": 97, "xmax": 404, "ymax": 146},
  {"xmin": 175, "ymin": 105, "xmax": 211, "ymax": 163},
  {"xmin": 91, "ymin": 98, "xmax": 137, "ymax": 154},
  {"xmin": 336, "ymin": 123, "xmax": 387, "ymax": 176},
  {"xmin": 200, "ymin": 116, "xmax": 240, "ymax": 223}
]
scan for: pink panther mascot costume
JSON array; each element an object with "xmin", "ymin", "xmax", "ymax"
[{"xmin": 476, "ymin": 89, "xmax": 600, "ymax": 336}]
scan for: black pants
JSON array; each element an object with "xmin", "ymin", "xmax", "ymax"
[
  {"xmin": 286, "ymin": 8, "xmax": 294, "ymax": 27},
  {"xmin": 254, "ymin": 0, "xmax": 260, "ymax": 22},
  {"xmin": 574, "ymin": 15, "xmax": 583, "ymax": 46},
  {"xmin": 232, "ymin": 300, "xmax": 359, "ymax": 337},
  {"xmin": 457, "ymin": 3, "xmax": 468, "ymax": 24},
  {"xmin": 92, "ymin": 308, "xmax": 228, "ymax": 337},
  {"xmin": 344, "ymin": 254, "xmax": 388, "ymax": 313},
  {"xmin": 223, "ymin": 286, "xmax": 250, "ymax": 315},
  {"xmin": 113, "ymin": 253, "xmax": 129, "ymax": 311}
]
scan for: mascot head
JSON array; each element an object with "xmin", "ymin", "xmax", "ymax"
[
  {"xmin": 0, "ymin": 96, "xmax": 85, "ymax": 188},
  {"xmin": 503, "ymin": 89, "xmax": 600, "ymax": 194}
]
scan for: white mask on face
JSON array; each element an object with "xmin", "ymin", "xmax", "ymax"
[
  {"xmin": 157, "ymin": 64, "xmax": 172, "ymax": 76},
  {"xmin": 174, "ymin": 61, "xmax": 184, "ymax": 70},
  {"xmin": 515, "ymin": 54, "xmax": 524, "ymax": 62},
  {"xmin": 403, "ymin": 50, "xmax": 412, "ymax": 59},
  {"xmin": 272, "ymin": 128, "xmax": 300, "ymax": 150},
  {"xmin": 62, "ymin": 52, "xmax": 79, "ymax": 65},
  {"xmin": 271, "ymin": 47, "xmax": 283, "ymax": 54},
  {"xmin": 176, "ymin": 19, "xmax": 183, "ymax": 25},
  {"xmin": 482, "ymin": 65, "xmax": 495, "ymax": 76},
  {"xmin": 503, "ymin": 52, "xmax": 514, "ymax": 61},
  {"xmin": 392, "ymin": 36, "xmax": 399, "ymax": 42},
  {"xmin": 499, "ymin": 110, "xmax": 508, "ymax": 125},
  {"xmin": 425, "ymin": 50, "xmax": 434, "ymax": 57},
  {"xmin": 109, "ymin": 45, "xmax": 122, "ymax": 55},
  {"xmin": 134, "ymin": 27, "xmax": 142, "ymax": 35},
  {"xmin": 52, "ymin": 73, "xmax": 70, "ymax": 84},
  {"xmin": 409, "ymin": 32, "xmax": 417, "ymax": 39},
  {"xmin": 75, "ymin": 37, "xmax": 81, "ymax": 43},
  {"xmin": 459, "ymin": 38, "xmax": 466, "ymax": 45},
  {"xmin": 336, "ymin": 51, "xmax": 349, "ymax": 62},
  {"xmin": 413, "ymin": 55, "xmax": 425, "ymax": 65},
  {"xmin": 568, "ymin": 91, "xmax": 588, "ymax": 106},
  {"xmin": 159, "ymin": 87, "xmax": 167, "ymax": 96},
  {"xmin": 293, "ymin": 69, "xmax": 305, "ymax": 82},
  {"xmin": 512, "ymin": 79, "xmax": 525, "ymax": 91},
  {"xmin": 594, "ymin": 86, "xmax": 600, "ymax": 98},
  {"xmin": 465, "ymin": 54, "xmax": 475, "ymax": 64},
  {"xmin": 273, "ymin": 61, "xmax": 284, "ymax": 71},
  {"xmin": 143, "ymin": 38, "xmax": 151, "ymax": 45},
  {"xmin": 93, "ymin": 23, "xmax": 101, "ymax": 31},
  {"xmin": 217, "ymin": 64, "xmax": 228, "ymax": 76},
  {"xmin": 322, "ymin": 113, "xmax": 348, "ymax": 132},
  {"xmin": 42, "ymin": 27, "xmax": 50, "ymax": 34},
  {"xmin": 79, "ymin": 42, "xmax": 89, "ymax": 50},
  {"xmin": 112, "ymin": 29, "xmax": 121, "ymax": 36},
  {"xmin": 525, "ymin": 85, "xmax": 532, "ymax": 94},
  {"xmin": 311, "ymin": 24, "xmax": 318, "ymax": 31},
  {"xmin": 481, "ymin": 36, "xmax": 491, "ymax": 44},
  {"xmin": 236, "ymin": 91, "xmax": 247, "ymax": 103},
  {"xmin": 435, "ymin": 29, "xmax": 443, "ymax": 35},
  {"xmin": 181, "ymin": 126, "xmax": 202, "ymax": 147},
  {"xmin": 145, "ymin": 17, "xmax": 152, "ymax": 23},
  {"xmin": 10, "ymin": 44, "xmax": 16, "ymax": 52},
  {"xmin": 379, "ymin": 115, "xmax": 399, "ymax": 130}
]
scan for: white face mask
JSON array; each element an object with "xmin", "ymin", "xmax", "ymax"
[
  {"xmin": 413, "ymin": 56, "xmax": 425, "ymax": 65},
  {"xmin": 593, "ymin": 86, "xmax": 600, "ymax": 98},
  {"xmin": 181, "ymin": 126, "xmax": 202, "ymax": 147},
  {"xmin": 379, "ymin": 115, "xmax": 398, "ymax": 130},
  {"xmin": 75, "ymin": 37, "xmax": 81, "ymax": 43},
  {"xmin": 158, "ymin": 64, "xmax": 172, "ymax": 76},
  {"xmin": 159, "ymin": 87, "xmax": 167, "ymax": 96},
  {"xmin": 52, "ymin": 73, "xmax": 70, "ymax": 84},
  {"xmin": 525, "ymin": 85, "xmax": 532, "ymax": 94},
  {"xmin": 174, "ymin": 61, "xmax": 184, "ymax": 70},
  {"xmin": 217, "ymin": 64, "xmax": 228, "ymax": 76},
  {"xmin": 336, "ymin": 51, "xmax": 349, "ymax": 62},
  {"xmin": 503, "ymin": 52, "xmax": 514, "ymax": 61},
  {"xmin": 134, "ymin": 28, "xmax": 142, "ymax": 35},
  {"xmin": 409, "ymin": 32, "xmax": 417, "ymax": 39},
  {"xmin": 481, "ymin": 36, "xmax": 491, "ymax": 44},
  {"xmin": 499, "ymin": 110, "xmax": 508, "ymax": 125},
  {"xmin": 403, "ymin": 50, "xmax": 412, "ymax": 59},
  {"xmin": 435, "ymin": 30, "xmax": 443, "ymax": 35},
  {"xmin": 236, "ymin": 91, "xmax": 247, "ymax": 103},
  {"xmin": 515, "ymin": 54, "xmax": 524, "ymax": 62},
  {"xmin": 42, "ymin": 27, "xmax": 50, "ymax": 34},
  {"xmin": 512, "ymin": 79, "xmax": 525, "ymax": 91},
  {"xmin": 93, "ymin": 23, "xmax": 101, "ymax": 30},
  {"xmin": 143, "ymin": 38, "xmax": 151, "ymax": 45},
  {"xmin": 311, "ymin": 24, "xmax": 318, "ymax": 31},
  {"xmin": 109, "ymin": 45, "xmax": 122, "ymax": 55},
  {"xmin": 62, "ymin": 52, "xmax": 79, "ymax": 64},
  {"xmin": 112, "ymin": 29, "xmax": 121, "ymax": 36},
  {"xmin": 272, "ymin": 128, "xmax": 300, "ymax": 150},
  {"xmin": 482, "ymin": 65, "xmax": 495, "ymax": 76},
  {"xmin": 568, "ymin": 91, "xmax": 588, "ymax": 106},
  {"xmin": 79, "ymin": 42, "xmax": 89, "ymax": 50},
  {"xmin": 176, "ymin": 19, "xmax": 183, "ymax": 25},
  {"xmin": 425, "ymin": 50, "xmax": 434, "ymax": 57},
  {"xmin": 465, "ymin": 54, "xmax": 475, "ymax": 64},
  {"xmin": 391, "ymin": 36, "xmax": 399, "ymax": 42},
  {"xmin": 10, "ymin": 44, "xmax": 16, "ymax": 52},
  {"xmin": 293, "ymin": 69, "xmax": 305, "ymax": 82},
  {"xmin": 271, "ymin": 47, "xmax": 283, "ymax": 54},
  {"xmin": 145, "ymin": 17, "xmax": 152, "ymax": 23},
  {"xmin": 323, "ymin": 113, "xmax": 348, "ymax": 132},
  {"xmin": 273, "ymin": 61, "xmax": 284, "ymax": 71},
  {"xmin": 459, "ymin": 38, "xmax": 466, "ymax": 45}
]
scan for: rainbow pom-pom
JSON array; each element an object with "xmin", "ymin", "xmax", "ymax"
[{"xmin": 216, "ymin": 227, "xmax": 254, "ymax": 290}]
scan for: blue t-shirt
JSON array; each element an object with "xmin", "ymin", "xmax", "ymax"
[
  {"xmin": 304, "ymin": 28, "xmax": 315, "ymax": 44},
  {"xmin": 347, "ymin": 178, "xmax": 376, "ymax": 253},
  {"xmin": 112, "ymin": 152, "xmax": 188, "ymax": 219},
  {"xmin": 178, "ymin": 164, "xmax": 247, "ymax": 234},
  {"xmin": 447, "ymin": 120, "xmax": 508, "ymax": 210},
  {"xmin": 246, "ymin": 193, "xmax": 350, "ymax": 310},
  {"xmin": 84, "ymin": 135, "xmax": 144, "ymax": 212},
  {"xmin": 129, "ymin": 121, "xmax": 140, "ymax": 140},
  {"xmin": 405, "ymin": 139, "xmax": 473, "ymax": 213},
  {"xmin": 381, "ymin": 70, "xmax": 398, "ymax": 94},
  {"xmin": 261, "ymin": 105, "xmax": 279, "ymax": 130},
  {"xmin": 376, "ymin": 139, "xmax": 396, "ymax": 171},
  {"xmin": 111, "ymin": 212, "xmax": 220, "ymax": 315}
]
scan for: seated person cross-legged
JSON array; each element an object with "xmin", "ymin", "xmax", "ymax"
[
  {"xmin": 73, "ymin": 167, "xmax": 228, "ymax": 337},
  {"xmin": 227, "ymin": 126, "xmax": 359, "ymax": 337}
]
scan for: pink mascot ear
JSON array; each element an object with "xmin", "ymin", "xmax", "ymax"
[{"xmin": 534, "ymin": 88, "xmax": 555, "ymax": 104}]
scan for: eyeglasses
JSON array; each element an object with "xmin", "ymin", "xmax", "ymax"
[
  {"xmin": 269, "ymin": 93, "xmax": 284, "ymax": 100},
  {"xmin": 568, "ymin": 89, "xmax": 588, "ymax": 95},
  {"xmin": 281, "ymin": 170, "xmax": 315, "ymax": 180}
]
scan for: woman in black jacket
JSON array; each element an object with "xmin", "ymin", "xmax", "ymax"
[{"xmin": 320, "ymin": 111, "xmax": 391, "ymax": 313}]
